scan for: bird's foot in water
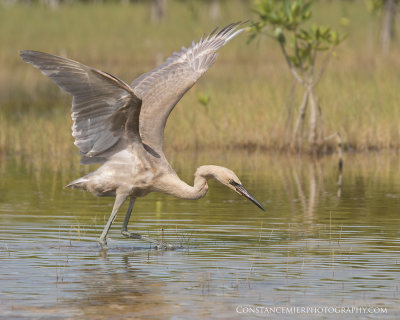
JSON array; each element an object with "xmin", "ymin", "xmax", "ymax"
[
  {"xmin": 121, "ymin": 230, "xmax": 179, "ymax": 250},
  {"xmin": 98, "ymin": 237, "xmax": 108, "ymax": 250},
  {"xmin": 154, "ymin": 241, "xmax": 178, "ymax": 250}
]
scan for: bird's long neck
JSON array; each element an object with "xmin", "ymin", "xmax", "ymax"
[{"xmin": 160, "ymin": 165, "xmax": 219, "ymax": 200}]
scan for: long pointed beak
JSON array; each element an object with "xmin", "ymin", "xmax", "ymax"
[{"xmin": 235, "ymin": 184, "xmax": 265, "ymax": 211}]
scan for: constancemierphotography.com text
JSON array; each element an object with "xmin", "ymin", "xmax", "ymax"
[{"xmin": 235, "ymin": 305, "xmax": 388, "ymax": 316}]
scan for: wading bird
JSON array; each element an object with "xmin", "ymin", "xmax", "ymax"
[{"xmin": 20, "ymin": 23, "xmax": 265, "ymax": 249}]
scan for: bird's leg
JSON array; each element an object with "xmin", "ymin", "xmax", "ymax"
[
  {"xmin": 98, "ymin": 193, "xmax": 127, "ymax": 249},
  {"xmin": 121, "ymin": 197, "xmax": 135, "ymax": 234},
  {"xmin": 121, "ymin": 197, "xmax": 176, "ymax": 250}
]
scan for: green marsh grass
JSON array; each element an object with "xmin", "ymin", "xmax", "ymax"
[{"xmin": 1, "ymin": 1, "xmax": 400, "ymax": 170}]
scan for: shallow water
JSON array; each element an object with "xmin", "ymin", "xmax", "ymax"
[{"xmin": 1, "ymin": 152, "xmax": 399, "ymax": 319}]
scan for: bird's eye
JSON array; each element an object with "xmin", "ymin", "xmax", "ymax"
[{"xmin": 229, "ymin": 179, "xmax": 239, "ymax": 186}]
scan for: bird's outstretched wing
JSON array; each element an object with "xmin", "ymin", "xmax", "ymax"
[
  {"xmin": 20, "ymin": 50, "xmax": 142, "ymax": 164},
  {"xmin": 131, "ymin": 22, "xmax": 245, "ymax": 154}
]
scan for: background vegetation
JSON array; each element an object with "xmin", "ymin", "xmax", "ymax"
[{"xmin": 0, "ymin": 0, "xmax": 399, "ymax": 169}]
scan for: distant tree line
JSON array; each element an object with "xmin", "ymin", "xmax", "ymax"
[
  {"xmin": 3, "ymin": 0, "xmax": 399, "ymax": 53},
  {"xmin": 1, "ymin": 0, "xmax": 239, "ymax": 23}
]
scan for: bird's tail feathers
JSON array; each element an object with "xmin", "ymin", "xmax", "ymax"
[{"xmin": 65, "ymin": 177, "xmax": 89, "ymax": 190}]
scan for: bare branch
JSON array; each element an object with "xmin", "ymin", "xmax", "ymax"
[
  {"xmin": 293, "ymin": 33, "xmax": 306, "ymax": 77},
  {"xmin": 279, "ymin": 42, "xmax": 305, "ymax": 86},
  {"xmin": 308, "ymin": 43, "xmax": 318, "ymax": 84},
  {"xmin": 280, "ymin": 78, "xmax": 297, "ymax": 150},
  {"xmin": 308, "ymin": 89, "xmax": 319, "ymax": 148},
  {"xmin": 324, "ymin": 131, "xmax": 343, "ymax": 174},
  {"xmin": 291, "ymin": 88, "xmax": 310, "ymax": 151},
  {"xmin": 312, "ymin": 48, "xmax": 334, "ymax": 86}
]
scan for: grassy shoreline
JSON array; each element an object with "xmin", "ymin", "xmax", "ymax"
[{"xmin": 1, "ymin": 1, "xmax": 400, "ymax": 166}]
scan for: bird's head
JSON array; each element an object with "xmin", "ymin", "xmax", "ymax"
[{"xmin": 200, "ymin": 165, "xmax": 265, "ymax": 211}]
